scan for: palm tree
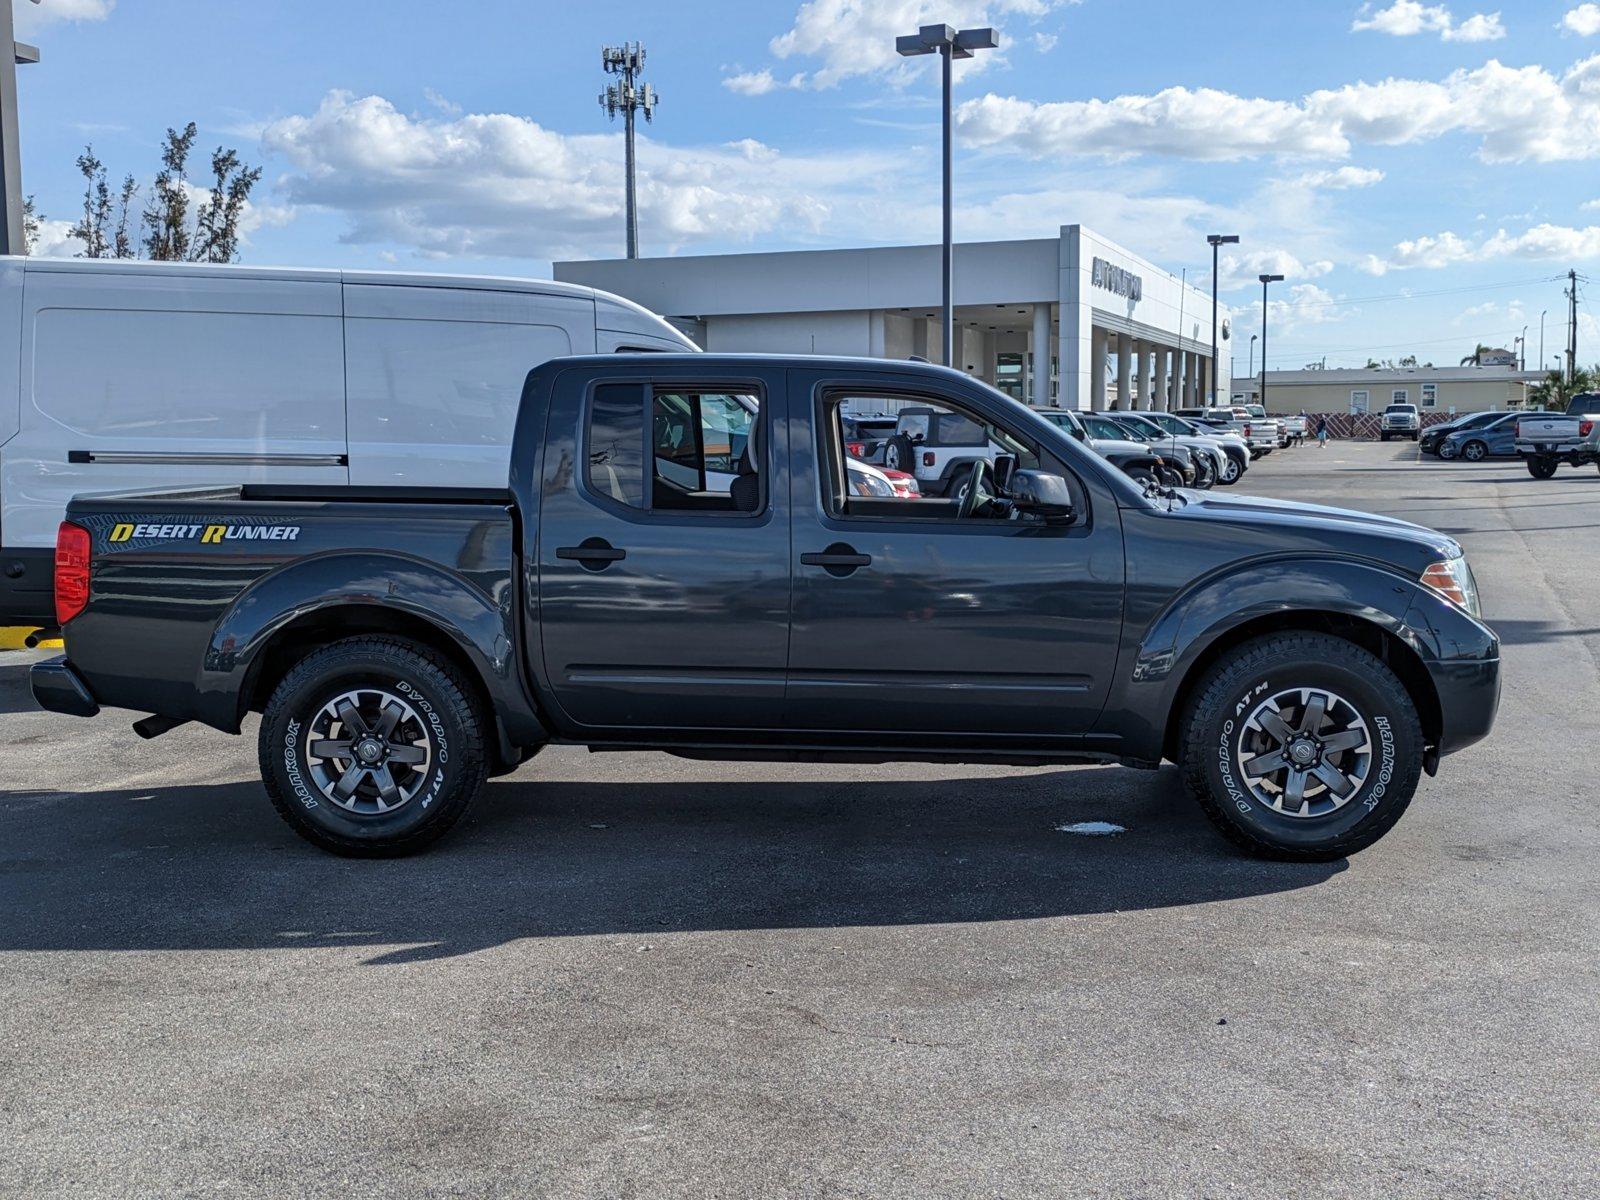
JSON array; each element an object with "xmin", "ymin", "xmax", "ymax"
[
  {"xmin": 1527, "ymin": 366, "xmax": 1597, "ymax": 410},
  {"xmin": 1460, "ymin": 344, "xmax": 1490, "ymax": 366}
]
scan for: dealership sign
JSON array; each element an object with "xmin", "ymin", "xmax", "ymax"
[{"xmin": 1091, "ymin": 257, "xmax": 1143, "ymax": 303}]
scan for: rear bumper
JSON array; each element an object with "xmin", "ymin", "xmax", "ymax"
[
  {"xmin": 29, "ymin": 656, "xmax": 101, "ymax": 719},
  {"xmin": 1515, "ymin": 439, "xmax": 1589, "ymax": 455}
]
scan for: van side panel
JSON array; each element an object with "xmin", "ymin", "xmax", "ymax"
[
  {"xmin": 594, "ymin": 295, "xmax": 699, "ymax": 352},
  {"xmin": 343, "ymin": 284, "xmax": 591, "ymax": 487},
  {"xmin": 3, "ymin": 267, "xmax": 347, "ymax": 551}
]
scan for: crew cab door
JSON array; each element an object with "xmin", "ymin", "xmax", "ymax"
[
  {"xmin": 785, "ymin": 368, "xmax": 1126, "ymax": 739},
  {"xmin": 535, "ymin": 365, "xmax": 791, "ymax": 732}
]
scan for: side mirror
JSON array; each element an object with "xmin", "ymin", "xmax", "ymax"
[
  {"xmin": 1008, "ymin": 469, "xmax": 1076, "ymax": 524},
  {"xmin": 992, "ymin": 453, "xmax": 1018, "ymax": 492}
]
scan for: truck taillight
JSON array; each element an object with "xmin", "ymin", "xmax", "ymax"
[
  {"xmin": 845, "ymin": 440, "xmax": 866, "ymax": 457},
  {"xmin": 1582, "ymin": 420, "xmax": 1595, "ymax": 438},
  {"xmin": 54, "ymin": 521, "xmax": 91, "ymax": 626},
  {"xmin": 1243, "ymin": 423, "xmax": 1252, "ymax": 438}
]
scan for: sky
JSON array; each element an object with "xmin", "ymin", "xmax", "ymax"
[{"xmin": 13, "ymin": 0, "xmax": 1600, "ymax": 372}]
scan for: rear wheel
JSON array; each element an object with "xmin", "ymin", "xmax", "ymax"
[
  {"xmin": 1527, "ymin": 455, "xmax": 1559, "ymax": 480},
  {"xmin": 1179, "ymin": 632, "xmax": 1424, "ymax": 861},
  {"xmin": 259, "ymin": 636, "xmax": 488, "ymax": 856}
]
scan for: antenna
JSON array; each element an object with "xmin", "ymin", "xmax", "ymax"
[{"xmin": 599, "ymin": 42, "xmax": 658, "ymax": 259}]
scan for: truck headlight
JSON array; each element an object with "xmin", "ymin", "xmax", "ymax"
[{"xmin": 1421, "ymin": 555, "xmax": 1480, "ymax": 617}]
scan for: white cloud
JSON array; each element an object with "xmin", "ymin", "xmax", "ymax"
[
  {"xmin": 1297, "ymin": 166, "xmax": 1386, "ymax": 189},
  {"xmin": 1243, "ymin": 283, "xmax": 1349, "ymax": 337},
  {"xmin": 1562, "ymin": 4, "xmax": 1600, "ymax": 36},
  {"xmin": 261, "ymin": 90, "xmax": 889, "ymax": 261},
  {"xmin": 30, "ymin": 218, "xmax": 83, "ymax": 258},
  {"xmin": 723, "ymin": 70, "xmax": 778, "ymax": 96},
  {"xmin": 14, "ymin": 0, "xmax": 114, "ymax": 36},
  {"xmin": 1371, "ymin": 222, "xmax": 1600, "ymax": 271},
  {"xmin": 751, "ymin": 0, "xmax": 1066, "ymax": 90},
  {"xmin": 1352, "ymin": 2, "xmax": 1504, "ymax": 43},
  {"xmin": 1219, "ymin": 249, "xmax": 1334, "ymax": 289},
  {"xmin": 956, "ymin": 56, "xmax": 1600, "ymax": 164},
  {"xmin": 1032, "ymin": 32, "xmax": 1058, "ymax": 52},
  {"xmin": 1444, "ymin": 12, "xmax": 1506, "ymax": 41}
]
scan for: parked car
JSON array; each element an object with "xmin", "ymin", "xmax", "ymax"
[
  {"xmin": 1514, "ymin": 393, "xmax": 1600, "ymax": 478},
  {"xmin": 1442, "ymin": 411, "xmax": 1560, "ymax": 462},
  {"xmin": 1095, "ymin": 412, "xmax": 1216, "ymax": 488},
  {"xmin": 1034, "ymin": 409, "xmax": 1179, "ymax": 488},
  {"xmin": 1176, "ymin": 407, "xmax": 1277, "ymax": 459},
  {"xmin": 1380, "ymin": 404, "xmax": 1421, "ymax": 442},
  {"xmin": 0, "ymin": 256, "xmax": 696, "ymax": 629},
  {"xmin": 1141, "ymin": 411, "xmax": 1250, "ymax": 485},
  {"xmin": 1421, "ymin": 411, "xmax": 1502, "ymax": 458},
  {"xmin": 1084, "ymin": 414, "xmax": 1198, "ymax": 486},
  {"xmin": 881, "ymin": 406, "xmax": 1013, "ymax": 497},
  {"xmin": 848, "ymin": 457, "xmax": 921, "ymax": 498},
  {"xmin": 1239, "ymin": 404, "xmax": 1285, "ymax": 449},
  {"xmin": 841, "ymin": 416, "xmax": 900, "ymax": 466},
  {"xmin": 33, "ymin": 353, "xmax": 1500, "ymax": 863}
]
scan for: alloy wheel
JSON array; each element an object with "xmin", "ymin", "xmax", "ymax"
[
  {"xmin": 304, "ymin": 688, "xmax": 433, "ymax": 815},
  {"xmin": 1234, "ymin": 687, "xmax": 1373, "ymax": 818}
]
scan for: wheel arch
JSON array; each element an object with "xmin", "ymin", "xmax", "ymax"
[{"xmin": 1159, "ymin": 609, "xmax": 1443, "ymax": 767}]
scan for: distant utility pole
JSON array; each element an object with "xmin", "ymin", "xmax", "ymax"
[
  {"xmin": 0, "ymin": 0, "xmax": 41, "ymax": 256},
  {"xmin": 1565, "ymin": 269, "xmax": 1578, "ymax": 384},
  {"xmin": 599, "ymin": 43, "xmax": 657, "ymax": 260}
]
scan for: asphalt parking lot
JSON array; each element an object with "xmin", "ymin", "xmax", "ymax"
[{"xmin": 2, "ymin": 440, "xmax": 1596, "ymax": 1199}]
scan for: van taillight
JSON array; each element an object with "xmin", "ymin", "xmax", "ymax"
[{"xmin": 54, "ymin": 521, "xmax": 91, "ymax": 625}]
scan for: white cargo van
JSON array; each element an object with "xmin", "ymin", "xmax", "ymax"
[{"xmin": 0, "ymin": 256, "xmax": 696, "ymax": 626}]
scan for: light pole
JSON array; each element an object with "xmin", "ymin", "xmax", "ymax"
[
  {"xmin": 897, "ymin": 23, "xmax": 998, "ymax": 368},
  {"xmin": 1207, "ymin": 234, "xmax": 1239, "ymax": 402},
  {"xmin": 1540, "ymin": 309, "xmax": 1547, "ymax": 374},
  {"xmin": 1519, "ymin": 325, "xmax": 1528, "ymax": 370},
  {"xmin": 600, "ymin": 43, "xmax": 658, "ymax": 260},
  {"xmin": 0, "ymin": 0, "xmax": 41, "ymax": 255},
  {"xmin": 1259, "ymin": 274, "xmax": 1284, "ymax": 409},
  {"xmin": 1249, "ymin": 333, "xmax": 1258, "ymax": 379}
]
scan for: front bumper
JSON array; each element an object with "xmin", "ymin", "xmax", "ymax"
[{"xmin": 30, "ymin": 656, "xmax": 101, "ymax": 718}]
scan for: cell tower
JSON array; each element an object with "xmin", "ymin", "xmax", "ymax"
[{"xmin": 599, "ymin": 43, "xmax": 657, "ymax": 260}]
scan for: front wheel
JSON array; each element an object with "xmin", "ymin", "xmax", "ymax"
[
  {"xmin": 1461, "ymin": 439, "xmax": 1488, "ymax": 462},
  {"xmin": 259, "ymin": 636, "xmax": 489, "ymax": 856},
  {"xmin": 1437, "ymin": 441, "xmax": 1458, "ymax": 460},
  {"xmin": 1527, "ymin": 455, "xmax": 1559, "ymax": 480},
  {"xmin": 1179, "ymin": 632, "xmax": 1424, "ymax": 861},
  {"xmin": 1218, "ymin": 453, "xmax": 1244, "ymax": 484}
]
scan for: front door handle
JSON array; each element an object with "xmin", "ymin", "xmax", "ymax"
[
  {"xmin": 557, "ymin": 538, "xmax": 627, "ymax": 570},
  {"xmin": 801, "ymin": 543, "xmax": 872, "ymax": 577}
]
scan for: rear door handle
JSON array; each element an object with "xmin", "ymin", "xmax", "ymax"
[
  {"xmin": 557, "ymin": 538, "xmax": 627, "ymax": 569},
  {"xmin": 801, "ymin": 543, "xmax": 871, "ymax": 576}
]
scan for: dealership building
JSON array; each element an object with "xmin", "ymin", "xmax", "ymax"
[{"xmin": 555, "ymin": 225, "xmax": 1228, "ymax": 411}]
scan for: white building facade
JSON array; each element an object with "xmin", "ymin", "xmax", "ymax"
[{"xmin": 555, "ymin": 225, "xmax": 1228, "ymax": 411}]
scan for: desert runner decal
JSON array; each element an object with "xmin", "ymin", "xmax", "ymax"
[{"xmin": 108, "ymin": 522, "xmax": 301, "ymax": 544}]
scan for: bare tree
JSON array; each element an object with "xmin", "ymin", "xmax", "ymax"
[
  {"xmin": 143, "ymin": 122, "xmax": 198, "ymax": 262},
  {"xmin": 113, "ymin": 175, "xmax": 139, "ymax": 259},
  {"xmin": 191, "ymin": 147, "xmax": 262, "ymax": 263},
  {"xmin": 22, "ymin": 195, "xmax": 39, "ymax": 254},
  {"xmin": 69, "ymin": 147, "xmax": 113, "ymax": 258}
]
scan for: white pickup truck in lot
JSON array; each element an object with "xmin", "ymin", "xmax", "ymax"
[
  {"xmin": 1380, "ymin": 403, "xmax": 1421, "ymax": 442},
  {"xmin": 1515, "ymin": 394, "xmax": 1600, "ymax": 479}
]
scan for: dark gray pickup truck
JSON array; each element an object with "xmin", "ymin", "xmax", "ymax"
[{"xmin": 33, "ymin": 355, "xmax": 1500, "ymax": 860}]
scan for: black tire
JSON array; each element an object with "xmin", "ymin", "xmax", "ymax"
[
  {"xmin": 1527, "ymin": 456, "xmax": 1558, "ymax": 480},
  {"xmin": 1380, "ymin": 432, "xmax": 1390, "ymax": 442},
  {"xmin": 1178, "ymin": 632, "xmax": 1424, "ymax": 862},
  {"xmin": 259, "ymin": 635, "xmax": 489, "ymax": 856},
  {"xmin": 1125, "ymin": 465, "xmax": 1158, "ymax": 489},
  {"xmin": 884, "ymin": 436, "xmax": 916, "ymax": 474},
  {"xmin": 1461, "ymin": 439, "xmax": 1488, "ymax": 463},
  {"xmin": 1411, "ymin": 432, "xmax": 1420, "ymax": 441}
]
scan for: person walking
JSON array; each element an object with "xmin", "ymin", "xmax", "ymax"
[{"xmin": 1316, "ymin": 414, "xmax": 1329, "ymax": 448}]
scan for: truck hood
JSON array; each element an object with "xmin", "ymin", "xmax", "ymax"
[{"xmin": 1164, "ymin": 489, "xmax": 1462, "ymax": 571}]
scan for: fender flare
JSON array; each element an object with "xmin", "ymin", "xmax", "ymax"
[
  {"xmin": 192, "ymin": 551, "xmax": 540, "ymax": 745},
  {"xmin": 1107, "ymin": 556, "xmax": 1484, "ymax": 762}
]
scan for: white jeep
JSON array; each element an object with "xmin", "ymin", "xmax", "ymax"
[{"xmin": 882, "ymin": 407, "xmax": 1010, "ymax": 497}]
